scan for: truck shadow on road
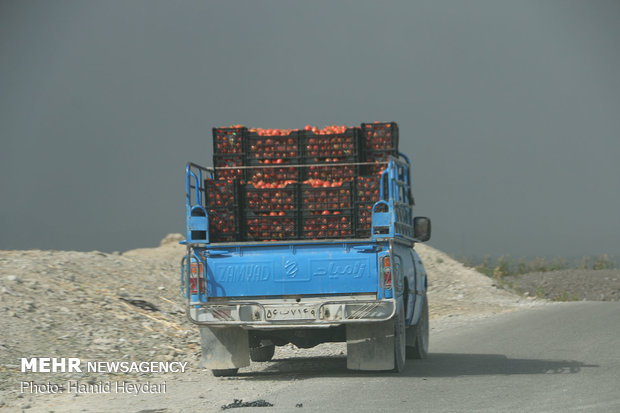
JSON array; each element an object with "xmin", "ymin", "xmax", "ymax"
[
  {"xmin": 402, "ymin": 353, "xmax": 598, "ymax": 377},
  {"xmin": 236, "ymin": 353, "xmax": 597, "ymax": 380}
]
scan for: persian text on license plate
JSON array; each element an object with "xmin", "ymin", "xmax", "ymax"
[{"xmin": 265, "ymin": 305, "xmax": 317, "ymax": 321}]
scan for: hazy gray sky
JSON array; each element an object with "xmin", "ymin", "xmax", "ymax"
[{"xmin": 1, "ymin": 1, "xmax": 619, "ymax": 260}]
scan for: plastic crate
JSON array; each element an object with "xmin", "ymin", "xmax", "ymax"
[
  {"xmin": 247, "ymin": 131, "xmax": 302, "ymax": 165},
  {"xmin": 244, "ymin": 183, "xmax": 299, "ymax": 213},
  {"xmin": 361, "ymin": 122, "xmax": 398, "ymax": 154},
  {"xmin": 302, "ymin": 127, "xmax": 361, "ymax": 163},
  {"xmin": 303, "ymin": 163, "xmax": 359, "ymax": 182},
  {"xmin": 208, "ymin": 208, "xmax": 242, "ymax": 242},
  {"xmin": 355, "ymin": 202, "xmax": 374, "ymax": 238},
  {"xmin": 301, "ymin": 182, "xmax": 353, "ymax": 212},
  {"xmin": 204, "ymin": 179, "xmax": 239, "ymax": 209},
  {"xmin": 213, "ymin": 126, "xmax": 248, "ymax": 155},
  {"xmin": 246, "ymin": 165, "xmax": 301, "ymax": 184},
  {"xmin": 363, "ymin": 152, "xmax": 390, "ymax": 176},
  {"xmin": 355, "ymin": 176, "xmax": 381, "ymax": 204},
  {"xmin": 245, "ymin": 212, "xmax": 298, "ymax": 241},
  {"xmin": 213, "ymin": 154, "xmax": 245, "ymax": 180},
  {"xmin": 302, "ymin": 210, "xmax": 354, "ymax": 240}
]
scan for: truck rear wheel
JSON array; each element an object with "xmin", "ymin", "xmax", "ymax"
[
  {"xmin": 250, "ymin": 344, "xmax": 275, "ymax": 362},
  {"xmin": 406, "ymin": 295, "xmax": 429, "ymax": 359},
  {"xmin": 211, "ymin": 368, "xmax": 239, "ymax": 377},
  {"xmin": 393, "ymin": 299, "xmax": 406, "ymax": 372}
]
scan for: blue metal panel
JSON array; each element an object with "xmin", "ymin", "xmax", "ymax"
[
  {"xmin": 205, "ymin": 242, "xmax": 381, "ymax": 298},
  {"xmin": 372, "ymin": 211, "xmax": 391, "ymax": 227},
  {"xmin": 371, "ymin": 158, "xmax": 415, "ymax": 241},
  {"xmin": 188, "ymin": 206, "xmax": 208, "ymax": 243},
  {"xmin": 185, "ymin": 163, "xmax": 214, "ymax": 244}
]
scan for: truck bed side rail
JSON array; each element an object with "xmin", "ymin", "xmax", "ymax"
[
  {"xmin": 372, "ymin": 154, "xmax": 415, "ymax": 241},
  {"xmin": 185, "ymin": 157, "xmax": 415, "ymax": 245},
  {"xmin": 186, "ymin": 163, "xmax": 214, "ymax": 244}
]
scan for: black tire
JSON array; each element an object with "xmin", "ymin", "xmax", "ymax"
[
  {"xmin": 249, "ymin": 344, "xmax": 275, "ymax": 362},
  {"xmin": 211, "ymin": 368, "xmax": 239, "ymax": 377},
  {"xmin": 393, "ymin": 298, "xmax": 406, "ymax": 372},
  {"xmin": 406, "ymin": 295, "xmax": 429, "ymax": 359}
]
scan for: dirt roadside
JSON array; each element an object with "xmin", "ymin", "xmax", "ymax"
[
  {"xmin": 502, "ymin": 269, "xmax": 620, "ymax": 302},
  {"xmin": 0, "ymin": 235, "xmax": 552, "ymax": 411}
]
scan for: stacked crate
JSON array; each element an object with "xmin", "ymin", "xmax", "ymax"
[
  {"xmin": 243, "ymin": 183, "xmax": 299, "ymax": 241},
  {"xmin": 207, "ymin": 122, "xmax": 400, "ymax": 242},
  {"xmin": 208, "ymin": 126, "xmax": 246, "ymax": 242},
  {"xmin": 204, "ymin": 179, "xmax": 241, "ymax": 242},
  {"xmin": 246, "ymin": 130, "xmax": 302, "ymax": 185},
  {"xmin": 301, "ymin": 182, "xmax": 354, "ymax": 239},
  {"xmin": 302, "ymin": 127, "xmax": 361, "ymax": 182},
  {"xmin": 243, "ymin": 129, "xmax": 302, "ymax": 241},
  {"xmin": 212, "ymin": 126, "xmax": 247, "ymax": 181},
  {"xmin": 299, "ymin": 127, "xmax": 361, "ymax": 239},
  {"xmin": 354, "ymin": 122, "xmax": 399, "ymax": 238},
  {"xmin": 354, "ymin": 175, "xmax": 382, "ymax": 238},
  {"xmin": 360, "ymin": 122, "xmax": 399, "ymax": 176}
]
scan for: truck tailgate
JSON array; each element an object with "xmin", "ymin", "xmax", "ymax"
[{"xmin": 205, "ymin": 242, "xmax": 379, "ymax": 298}]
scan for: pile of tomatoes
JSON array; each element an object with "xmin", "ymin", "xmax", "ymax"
[
  {"xmin": 303, "ymin": 124, "xmax": 348, "ymax": 135},
  {"xmin": 249, "ymin": 128, "xmax": 298, "ymax": 136}
]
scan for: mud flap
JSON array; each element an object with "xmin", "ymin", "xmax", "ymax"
[
  {"xmin": 346, "ymin": 320, "xmax": 395, "ymax": 371},
  {"xmin": 198, "ymin": 326, "xmax": 250, "ymax": 370}
]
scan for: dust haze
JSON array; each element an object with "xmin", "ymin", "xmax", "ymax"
[{"xmin": 1, "ymin": 1, "xmax": 619, "ymax": 259}]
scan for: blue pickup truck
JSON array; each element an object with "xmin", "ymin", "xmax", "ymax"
[{"xmin": 182, "ymin": 135, "xmax": 431, "ymax": 376}]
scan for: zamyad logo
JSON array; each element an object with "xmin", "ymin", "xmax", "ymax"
[
  {"xmin": 216, "ymin": 264, "xmax": 270, "ymax": 282},
  {"xmin": 284, "ymin": 258, "xmax": 299, "ymax": 278},
  {"xmin": 313, "ymin": 261, "xmax": 367, "ymax": 279}
]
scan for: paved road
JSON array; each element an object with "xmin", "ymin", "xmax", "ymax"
[
  {"xmin": 18, "ymin": 302, "xmax": 620, "ymax": 413},
  {"xmin": 237, "ymin": 302, "xmax": 620, "ymax": 412}
]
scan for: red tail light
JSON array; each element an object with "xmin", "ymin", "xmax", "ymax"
[
  {"xmin": 381, "ymin": 256, "xmax": 392, "ymax": 289},
  {"xmin": 189, "ymin": 261, "xmax": 204, "ymax": 294}
]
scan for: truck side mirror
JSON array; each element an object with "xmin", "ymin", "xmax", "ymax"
[{"xmin": 413, "ymin": 217, "xmax": 431, "ymax": 242}]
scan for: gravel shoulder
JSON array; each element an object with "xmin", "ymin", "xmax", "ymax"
[
  {"xmin": 502, "ymin": 269, "xmax": 620, "ymax": 302},
  {"xmin": 0, "ymin": 236, "xmax": 540, "ymax": 411}
]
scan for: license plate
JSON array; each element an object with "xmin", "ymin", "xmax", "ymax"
[{"xmin": 265, "ymin": 305, "xmax": 317, "ymax": 321}]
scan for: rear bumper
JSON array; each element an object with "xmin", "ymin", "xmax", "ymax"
[{"xmin": 187, "ymin": 298, "xmax": 395, "ymax": 327}]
